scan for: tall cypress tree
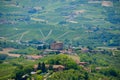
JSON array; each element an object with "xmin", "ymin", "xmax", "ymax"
[
  {"xmin": 37, "ymin": 62, "xmax": 41, "ymax": 70},
  {"xmin": 41, "ymin": 62, "xmax": 46, "ymax": 73},
  {"xmin": 84, "ymin": 72, "xmax": 89, "ymax": 80}
]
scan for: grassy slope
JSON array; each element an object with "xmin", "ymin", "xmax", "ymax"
[{"xmin": 0, "ymin": 0, "xmax": 120, "ymax": 46}]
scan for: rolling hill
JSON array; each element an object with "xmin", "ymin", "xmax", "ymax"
[{"xmin": 0, "ymin": 0, "xmax": 120, "ymax": 47}]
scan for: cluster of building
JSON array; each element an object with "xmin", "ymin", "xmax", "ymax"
[
  {"xmin": 50, "ymin": 41, "xmax": 63, "ymax": 50},
  {"xmin": 42, "ymin": 41, "xmax": 75, "ymax": 55}
]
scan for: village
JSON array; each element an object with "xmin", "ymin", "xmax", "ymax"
[
  {"xmin": 0, "ymin": 39, "xmax": 119, "ymax": 80},
  {"xmin": 0, "ymin": 40, "xmax": 117, "ymax": 72}
]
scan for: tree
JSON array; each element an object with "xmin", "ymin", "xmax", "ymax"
[
  {"xmin": 0, "ymin": 54, "xmax": 8, "ymax": 60},
  {"xmin": 0, "ymin": 47, "xmax": 3, "ymax": 51},
  {"xmin": 99, "ymin": 67, "xmax": 120, "ymax": 78},
  {"xmin": 14, "ymin": 69, "xmax": 24, "ymax": 80},
  {"xmin": 41, "ymin": 62, "xmax": 46, "ymax": 73},
  {"xmin": 13, "ymin": 66, "xmax": 33, "ymax": 80},
  {"xmin": 37, "ymin": 62, "xmax": 41, "ymax": 70},
  {"xmin": 46, "ymin": 54, "xmax": 78, "ymax": 70},
  {"xmin": 24, "ymin": 66, "xmax": 33, "ymax": 75},
  {"xmin": 84, "ymin": 72, "xmax": 89, "ymax": 80},
  {"xmin": 48, "ymin": 65, "xmax": 53, "ymax": 70}
]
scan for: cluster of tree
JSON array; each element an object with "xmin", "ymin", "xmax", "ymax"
[
  {"xmin": 0, "ymin": 54, "xmax": 8, "ymax": 60},
  {"xmin": 75, "ymin": 50, "xmax": 120, "ymax": 79},
  {"xmin": 0, "ymin": 40, "xmax": 26, "ymax": 49},
  {"xmin": 0, "ymin": 50, "xmax": 119, "ymax": 80},
  {"xmin": 46, "ymin": 54, "xmax": 78, "ymax": 70},
  {"xmin": 37, "ymin": 62, "xmax": 47, "ymax": 73},
  {"xmin": 0, "ymin": 47, "xmax": 3, "ymax": 51},
  {"xmin": 76, "ymin": 50, "xmax": 115, "ymax": 66},
  {"xmin": 12, "ymin": 65, "xmax": 33, "ymax": 80},
  {"xmin": 0, "ymin": 54, "xmax": 8, "ymax": 63},
  {"xmin": 47, "ymin": 69, "xmax": 111, "ymax": 80},
  {"xmin": 47, "ymin": 69, "xmax": 88, "ymax": 80},
  {"xmin": 37, "ymin": 44, "xmax": 49, "ymax": 50},
  {"xmin": 10, "ymin": 47, "xmax": 40, "ymax": 55},
  {"xmin": 98, "ymin": 67, "xmax": 120, "ymax": 80}
]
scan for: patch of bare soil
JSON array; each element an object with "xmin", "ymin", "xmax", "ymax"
[
  {"xmin": 0, "ymin": 48, "xmax": 16, "ymax": 54},
  {"xmin": 102, "ymin": 1, "xmax": 113, "ymax": 7}
]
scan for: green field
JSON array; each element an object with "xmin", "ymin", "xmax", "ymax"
[{"xmin": 0, "ymin": 0, "xmax": 120, "ymax": 47}]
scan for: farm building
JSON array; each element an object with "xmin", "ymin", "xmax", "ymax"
[{"xmin": 25, "ymin": 55, "xmax": 42, "ymax": 60}]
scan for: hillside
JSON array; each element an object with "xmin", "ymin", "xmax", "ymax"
[{"xmin": 0, "ymin": 0, "xmax": 120, "ymax": 47}]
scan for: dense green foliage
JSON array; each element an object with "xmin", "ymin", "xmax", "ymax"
[
  {"xmin": 13, "ymin": 65, "xmax": 33, "ymax": 80},
  {"xmin": 77, "ymin": 50, "xmax": 120, "ymax": 69},
  {"xmin": 0, "ymin": 40, "xmax": 26, "ymax": 49},
  {"xmin": 0, "ymin": 49, "xmax": 120, "ymax": 80},
  {"xmin": 0, "ymin": 54, "xmax": 8, "ymax": 60},
  {"xmin": 37, "ymin": 62, "xmax": 47, "ymax": 73},
  {"xmin": 47, "ymin": 69, "xmax": 111, "ymax": 80},
  {"xmin": 10, "ymin": 47, "xmax": 40, "ymax": 55},
  {"xmin": 46, "ymin": 54, "xmax": 78, "ymax": 70},
  {"xmin": 45, "ymin": 51, "xmax": 120, "ymax": 80},
  {"xmin": 0, "ymin": 57, "xmax": 36, "ymax": 80},
  {"xmin": 0, "ymin": 64, "xmax": 16, "ymax": 80},
  {"xmin": 98, "ymin": 68, "xmax": 120, "ymax": 80},
  {"xmin": 78, "ymin": 52, "xmax": 110, "ymax": 66},
  {"xmin": 47, "ymin": 69, "xmax": 86, "ymax": 80}
]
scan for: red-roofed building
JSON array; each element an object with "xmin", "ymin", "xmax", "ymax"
[
  {"xmin": 50, "ymin": 41, "xmax": 63, "ymax": 50},
  {"xmin": 26, "ymin": 55, "xmax": 42, "ymax": 60}
]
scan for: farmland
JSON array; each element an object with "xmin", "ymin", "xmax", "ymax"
[
  {"xmin": 0, "ymin": 0, "xmax": 120, "ymax": 80},
  {"xmin": 0, "ymin": 0, "xmax": 120, "ymax": 47}
]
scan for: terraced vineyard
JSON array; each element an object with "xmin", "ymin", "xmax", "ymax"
[{"xmin": 0, "ymin": 0, "xmax": 120, "ymax": 47}]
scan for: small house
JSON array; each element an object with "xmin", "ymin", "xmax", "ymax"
[
  {"xmin": 53, "ymin": 65, "xmax": 65, "ymax": 71},
  {"xmin": 78, "ymin": 62, "xmax": 88, "ymax": 66},
  {"xmin": 26, "ymin": 55, "xmax": 42, "ymax": 60}
]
